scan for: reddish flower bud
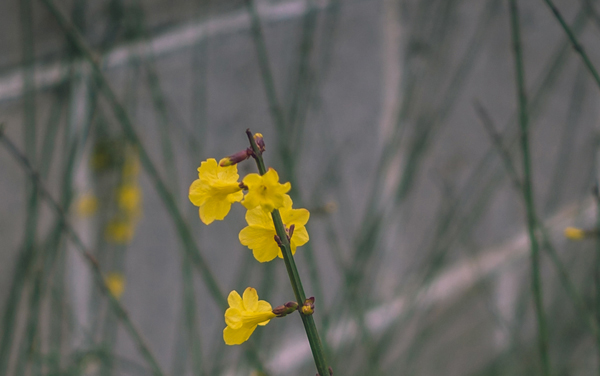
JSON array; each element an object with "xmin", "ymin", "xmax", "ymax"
[
  {"xmin": 272, "ymin": 301, "xmax": 299, "ymax": 317},
  {"xmin": 301, "ymin": 297, "xmax": 315, "ymax": 315},
  {"xmin": 219, "ymin": 148, "xmax": 252, "ymax": 167},
  {"xmin": 253, "ymin": 133, "xmax": 266, "ymax": 152}
]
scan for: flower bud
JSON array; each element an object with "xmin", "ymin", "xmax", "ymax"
[
  {"xmin": 253, "ymin": 133, "xmax": 266, "ymax": 152},
  {"xmin": 272, "ymin": 301, "xmax": 298, "ymax": 317},
  {"xmin": 219, "ymin": 149, "xmax": 252, "ymax": 167},
  {"xmin": 301, "ymin": 297, "xmax": 315, "ymax": 316}
]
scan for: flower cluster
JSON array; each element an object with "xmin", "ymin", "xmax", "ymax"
[{"xmin": 188, "ymin": 132, "xmax": 311, "ymax": 345}]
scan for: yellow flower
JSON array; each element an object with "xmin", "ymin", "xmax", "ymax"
[
  {"xmin": 76, "ymin": 193, "xmax": 98, "ymax": 217},
  {"xmin": 241, "ymin": 168, "xmax": 291, "ymax": 212},
  {"xmin": 239, "ymin": 196, "xmax": 309, "ymax": 262},
  {"xmin": 564, "ymin": 226, "xmax": 585, "ymax": 240},
  {"xmin": 223, "ymin": 287, "xmax": 276, "ymax": 345},
  {"xmin": 105, "ymin": 272, "xmax": 126, "ymax": 299},
  {"xmin": 117, "ymin": 184, "xmax": 142, "ymax": 214},
  {"xmin": 189, "ymin": 158, "xmax": 244, "ymax": 225},
  {"xmin": 105, "ymin": 219, "xmax": 135, "ymax": 243}
]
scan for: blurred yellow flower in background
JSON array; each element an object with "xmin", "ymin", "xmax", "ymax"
[
  {"xmin": 118, "ymin": 184, "xmax": 142, "ymax": 214},
  {"xmin": 223, "ymin": 287, "xmax": 275, "ymax": 345},
  {"xmin": 105, "ymin": 219, "xmax": 135, "ymax": 244},
  {"xmin": 239, "ymin": 196, "xmax": 309, "ymax": 262},
  {"xmin": 189, "ymin": 158, "xmax": 244, "ymax": 225},
  {"xmin": 76, "ymin": 193, "xmax": 98, "ymax": 217},
  {"xmin": 241, "ymin": 168, "xmax": 291, "ymax": 213},
  {"xmin": 105, "ymin": 272, "xmax": 126, "ymax": 299}
]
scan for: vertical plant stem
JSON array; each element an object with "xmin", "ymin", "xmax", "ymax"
[
  {"xmin": 246, "ymin": 130, "xmax": 329, "ymax": 376},
  {"xmin": 508, "ymin": 1, "xmax": 550, "ymax": 374}
]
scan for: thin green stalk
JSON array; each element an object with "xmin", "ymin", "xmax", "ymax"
[
  {"xmin": 0, "ymin": 128, "xmax": 166, "ymax": 376},
  {"xmin": 13, "ymin": 268, "xmax": 43, "ymax": 376},
  {"xmin": 543, "ymin": 67, "xmax": 587, "ymax": 215},
  {"xmin": 596, "ymin": 184, "xmax": 600, "ymax": 374},
  {"xmin": 540, "ymin": 0, "xmax": 600, "ymax": 90},
  {"xmin": 509, "ymin": 1, "xmax": 549, "ymax": 372},
  {"xmin": 476, "ymin": 100, "xmax": 600, "ymax": 338},
  {"xmin": 246, "ymin": 130, "xmax": 330, "ymax": 376}
]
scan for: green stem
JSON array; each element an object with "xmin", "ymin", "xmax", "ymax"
[
  {"xmin": 508, "ymin": 1, "xmax": 550, "ymax": 374},
  {"xmin": 246, "ymin": 130, "xmax": 330, "ymax": 376},
  {"xmin": 540, "ymin": 0, "xmax": 600, "ymax": 90}
]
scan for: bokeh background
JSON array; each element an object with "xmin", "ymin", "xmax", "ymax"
[{"xmin": 1, "ymin": 0, "xmax": 600, "ymax": 375}]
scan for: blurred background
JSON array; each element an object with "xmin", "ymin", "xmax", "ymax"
[{"xmin": 1, "ymin": 0, "xmax": 600, "ymax": 374}]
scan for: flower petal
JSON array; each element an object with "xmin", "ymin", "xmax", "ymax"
[
  {"xmin": 291, "ymin": 226, "xmax": 309, "ymax": 248},
  {"xmin": 255, "ymin": 244, "xmax": 281, "ymax": 262},
  {"xmin": 228, "ymin": 190, "xmax": 244, "ymax": 203},
  {"xmin": 239, "ymin": 226, "xmax": 280, "ymax": 262},
  {"xmin": 197, "ymin": 159, "xmax": 219, "ymax": 180},
  {"xmin": 217, "ymin": 164, "xmax": 240, "ymax": 182},
  {"xmin": 256, "ymin": 300, "xmax": 273, "ymax": 326},
  {"xmin": 199, "ymin": 198, "xmax": 232, "ymax": 224},
  {"xmin": 281, "ymin": 207, "xmax": 310, "ymax": 227},
  {"xmin": 263, "ymin": 168, "xmax": 279, "ymax": 184},
  {"xmin": 188, "ymin": 179, "xmax": 208, "ymax": 206},
  {"xmin": 228, "ymin": 290, "xmax": 244, "ymax": 310},
  {"xmin": 245, "ymin": 207, "xmax": 273, "ymax": 228},
  {"xmin": 223, "ymin": 325, "xmax": 257, "ymax": 345},
  {"xmin": 242, "ymin": 287, "xmax": 259, "ymax": 312},
  {"xmin": 282, "ymin": 195, "xmax": 293, "ymax": 208},
  {"xmin": 242, "ymin": 173, "xmax": 262, "ymax": 187},
  {"xmin": 224, "ymin": 307, "xmax": 242, "ymax": 329}
]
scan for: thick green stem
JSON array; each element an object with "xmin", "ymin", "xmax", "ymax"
[
  {"xmin": 246, "ymin": 130, "xmax": 330, "ymax": 376},
  {"xmin": 508, "ymin": 1, "xmax": 551, "ymax": 374}
]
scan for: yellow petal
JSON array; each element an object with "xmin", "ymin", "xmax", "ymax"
[
  {"xmin": 243, "ymin": 287, "xmax": 259, "ymax": 311},
  {"xmin": 197, "ymin": 158, "xmax": 219, "ymax": 180},
  {"xmin": 199, "ymin": 198, "xmax": 232, "ymax": 225},
  {"xmin": 228, "ymin": 190, "xmax": 244, "ymax": 203},
  {"xmin": 281, "ymin": 207, "xmax": 310, "ymax": 227},
  {"xmin": 218, "ymin": 164, "xmax": 241, "ymax": 182},
  {"xmin": 228, "ymin": 290, "xmax": 244, "ymax": 310},
  {"xmin": 224, "ymin": 307, "xmax": 243, "ymax": 329},
  {"xmin": 282, "ymin": 195, "xmax": 293, "ymax": 208},
  {"xmin": 242, "ymin": 173, "xmax": 262, "ymax": 187},
  {"xmin": 188, "ymin": 179, "xmax": 209, "ymax": 206},
  {"xmin": 245, "ymin": 207, "xmax": 273, "ymax": 228},
  {"xmin": 239, "ymin": 226, "xmax": 280, "ymax": 262},
  {"xmin": 255, "ymin": 245, "xmax": 282, "ymax": 262},
  {"xmin": 263, "ymin": 168, "xmax": 278, "ymax": 183},
  {"xmin": 223, "ymin": 325, "xmax": 256, "ymax": 345},
  {"xmin": 256, "ymin": 301, "xmax": 273, "ymax": 326},
  {"xmin": 291, "ymin": 226, "xmax": 309, "ymax": 249}
]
